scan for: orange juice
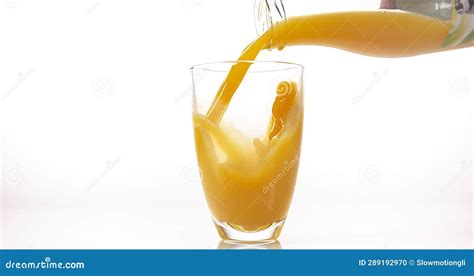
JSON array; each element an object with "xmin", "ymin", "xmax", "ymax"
[
  {"xmin": 207, "ymin": 10, "xmax": 464, "ymax": 123},
  {"xmin": 194, "ymin": 10, "xmax": 471, "ymax": 236},
  {"xmin": 194, "ymin": 81, "xmax": 303, "ymax": 232}
]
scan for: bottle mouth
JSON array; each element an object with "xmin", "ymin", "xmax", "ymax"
[{"xmin": 254, "ymin": 0, "xmax": 287, "ymax": 41}]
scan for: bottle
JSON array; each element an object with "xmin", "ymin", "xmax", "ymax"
[
  {"xmin": 205, "ymin": 0, "xmax": 473, "ymax": 122},
  {"xmin": 254, "ymin": 0, "xmax": 474, "ymax": 57}
]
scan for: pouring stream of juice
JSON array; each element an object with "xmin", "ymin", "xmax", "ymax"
[
  {"xmin": 206, "ymin": 10, "xmax": 472, "ymax": 123},
  {"xmin": 194, "ymin": 8, "xmax": 472, "ymax": 232}
]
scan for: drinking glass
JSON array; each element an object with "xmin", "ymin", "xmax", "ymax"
[{"xmin": 191, "ymin": 61, "xmax": 304, "ymax": 243}]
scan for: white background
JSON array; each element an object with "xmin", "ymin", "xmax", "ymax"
[{"xmin": 0, "ymin": 0, "xmax": 472, "ymax": 249}]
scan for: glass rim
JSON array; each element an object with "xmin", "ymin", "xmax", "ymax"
[{"xmin": 190, "ymin": 60, "xmax": 304, "ymax": 73}]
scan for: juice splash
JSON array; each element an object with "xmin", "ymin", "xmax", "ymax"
[{"xmin": 194, "ymin": 80, "xmax": 303, "ymax": 231}]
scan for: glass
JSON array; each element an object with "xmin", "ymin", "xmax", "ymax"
[{"xmin": 191, "ymin": 61, "xmax": 304, "ymax": 243}]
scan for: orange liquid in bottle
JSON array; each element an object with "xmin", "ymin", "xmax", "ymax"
[
  {"xmin": 207, "ymin": 10, "xmax": 457, "ymax": 122},
  {"xmin": 194, "ymin": 10, "xmax": 467, "ymax": 232}
]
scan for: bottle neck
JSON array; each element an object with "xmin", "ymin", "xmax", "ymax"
[{"xmin": 254, "ymin": 0, "xmax": 287, "ymax": 49}]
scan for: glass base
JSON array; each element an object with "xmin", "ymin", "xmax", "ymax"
[
  {"xmin": 213, "ymin": 219, "xmax": 285, "ymax": 244},
  {"xmin": 217, "ymin": 240, "xmax": 282, "ymax": 249}
]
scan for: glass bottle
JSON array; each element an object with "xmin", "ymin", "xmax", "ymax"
[{"xmin": 254, "ymin": 0, "xmax": 473, "ymax": 56}]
